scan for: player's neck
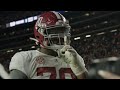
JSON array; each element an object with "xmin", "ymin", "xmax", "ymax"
[{"xmin": 38, "ymin": 48, "xmax": 58, "ymax": 57}]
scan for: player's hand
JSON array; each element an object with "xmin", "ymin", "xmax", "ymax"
[
  {"xmin": 59, "ymin": 36, "xmax": 87, "ymax": 76},
  {"xmin": 59, "ymin": 36, "xmax": 77, "ymax": 64},
  {"xmin": 60, "ymin": 45, "xmax": 79, "ymax": 65}
]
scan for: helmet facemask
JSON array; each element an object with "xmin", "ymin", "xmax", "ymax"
[{"xmin": 41, "ymin": 26, "xmax": 71, "ymax": 51}]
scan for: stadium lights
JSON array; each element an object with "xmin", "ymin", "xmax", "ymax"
[
  {"xmin": 28, "ymin": 17, "xmax": 34, "ymax": 22},
  {"xmin": 97, "ymin": 32, "xmax": 105, "ymax": 35},
  {"xmin": 31, "ymin": 46, "xmax": 35, "ymax": 49},
  {"xmin": 85, "ymin": 13, "xmax": 90, "ymax": 16},
  {"xmin": 86, "ymin": 35, "xmax": 91, "ymax": 38},
  {"xmin": 19, "ymin": 48, "xmax": 22, "ymax": 51},
  {"xmin": 10, "ymin": 50, "xmax": 13, "ymax": 52},
  {"xmin": 27, "ymin": 28, "xmax": 30, "ymax": 31},
  {"xmin": 10, "ymin": 22, "xmax": 15, "ymax": 27},
  {"xmin": 25, "ymin": 19, "xmax": 28, "ymax": 23},
  {"xmin": 15, "ymin": 19, "xmax": 24, "ymax": 25},
  {"xmin": 6, "ymin": 23, "xmax": 10, "ymax": 28},
  {"xmin": 74, "ymin": 37, "xmax": 81, "ymax": 40},
  {"xmin": 110, "ymin": 29, "xmax": 117, "ymax": 32},
  {"xmin": 7, "ymin": 15, "xmax": 38, "ymax": 28},
  {"xmin": 7, "ymin": 50, "xmax": 13, "ymax": 53},
  {"xmin": 103, "ymin": 21, "xmax": 108, "ymax": 24},
  {"xmin": 7, "ymin": 50, "xmax": 10, "ymax": 53},
  {"xmin": 33, "ymin": 16, "xmax": 38, "ymax": 20}
]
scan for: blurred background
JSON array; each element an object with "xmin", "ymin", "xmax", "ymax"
[{"xmin": 0, "ymin": 11, "xmax": 120, "ymax": 78}]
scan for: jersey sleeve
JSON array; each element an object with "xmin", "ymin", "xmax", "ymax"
[
  {"xmin": 9, "ymin": 52, "xmax": 28, "ymax": 76},
  {"xmin": 77, "ymin": 54, "xmax": 85, "ymax": 67},
  {"xmin": 73, "ymin": 48, "xmax": 86, "ymax": 67},
  {"xmin": 76, "ymin": 54, "xmax": 88, "ymax": 75}
]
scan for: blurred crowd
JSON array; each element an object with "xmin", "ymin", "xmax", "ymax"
[{"xmin": 72, "ymin": 31, "xmax": 120, "ymax": 68}]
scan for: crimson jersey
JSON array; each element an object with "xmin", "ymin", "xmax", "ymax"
[{"xmin": 9, "ymin": 50, "xmax": 85, "ymax": 79}]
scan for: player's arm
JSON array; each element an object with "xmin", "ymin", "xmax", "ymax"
[
  {"xmin": 60, "ymin": 36, "xmax": 88, "ymax": 79},
  {"xmin": 0, "ymin": 64, "xmax": 11, "ymax": 79},
  {"xmin": 10, "ymin": 70, "xmax": 28, "ymax": 79},
  {"xmin": 0, "ymin": 63, "xmax": 28, "ymax": 79},
  {"xmin": 60, "ymin": 46, "xmax": 88, "ymax": 79},
  {"xmin": 9, "ymin": 52, "xmax": 29, "ymax": 79}
]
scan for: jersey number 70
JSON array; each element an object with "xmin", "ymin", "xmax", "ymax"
[{"xmin": 37, "ymin": 67, "xmax": 77, "ymax": 79}]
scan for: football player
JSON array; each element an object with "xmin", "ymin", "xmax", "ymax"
[{"xmin": 9, "ymin": 11, "xmax": 88, "ymax": 79}]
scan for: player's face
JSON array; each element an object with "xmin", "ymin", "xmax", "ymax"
[
  {"xmin": 51, "ymin": 37, "xmax": 64, "ymax": 45},
  {"xmin": 45, "ymin": 27, "xmax": 67, "ymax": 45}
]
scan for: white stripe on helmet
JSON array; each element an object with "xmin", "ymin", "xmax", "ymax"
[{"xmin": 52, "ymin": 11, "xmax": 62, "ymax": 20}]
